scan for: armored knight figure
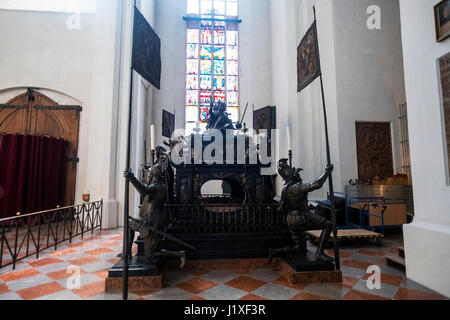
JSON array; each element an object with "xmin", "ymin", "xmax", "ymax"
[
  {"xmin": 269, "ymin": 159, "xmax": 334, "ymax": 262},
  {"xmin": 124, "ymin": 152, "xmax": 186, "ymax": 267},
  {"xmin": 206, "ymin": 101, "xmax": 239, "ymax": 131}
]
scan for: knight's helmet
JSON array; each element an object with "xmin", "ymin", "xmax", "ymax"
[{"xmin": 278, "ymin": 158, "xmax": 303, "ymax": 183}]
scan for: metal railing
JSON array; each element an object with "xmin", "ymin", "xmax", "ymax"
[
  {"xmin": 0, "ymin": 200, "xmax": 103, "ymax": 270},
  {"xmin": 164, "ymin": 203, "xmax": 283, "ymax": 235}
]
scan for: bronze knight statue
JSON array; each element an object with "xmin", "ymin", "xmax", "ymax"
[
  {"xmin": 269, "ymin": 159, "xmax": 334, "ymax": 263},
  {"xmin": 124, "ymin": 151, "xmax": 188, "ymax": 267}
]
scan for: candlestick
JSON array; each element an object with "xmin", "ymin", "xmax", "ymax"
[
  {"xmin": 150, "ymin": 125, "xmax": 155, "ymax": 151},
  {"xmin": 286, "ymin": 126, "xmax": 292, "ymax": 151}
]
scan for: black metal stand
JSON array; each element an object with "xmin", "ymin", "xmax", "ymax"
[
  {"xmin": 288, "ymin": 150, "xmax": 293, "ymax": 167},
  {"xmin": 314, "ymin": 6, "xmax": 340, "ymax": 270},
  {"xmin": 151, "ymin": 149, "xmax": 156, "ymax": 165}
]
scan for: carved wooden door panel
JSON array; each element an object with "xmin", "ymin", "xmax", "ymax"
[
  {"xmin": 0, "ymin": 90, "xmax": 81, "ymax": 206},
  {"xmin": 356, "ymin": 122, "xmax": 394, "ymax": 180},
  {"xmin": 0, "ymin": 93, "xmax": 29, "ymax": 133}
]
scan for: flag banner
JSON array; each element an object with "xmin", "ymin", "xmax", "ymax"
[
  {"xmin": 162, "ymin": 109, "xmax": 175, "ymax": 138},
  {"xmin": 132, "ymin": 6, "xmax": 161, "ymax": 89},
  {"xmin": 297, "ymin": 21, "xmax": 321, "ymax": 92}
]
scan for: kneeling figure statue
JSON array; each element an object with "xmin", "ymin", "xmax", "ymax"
[
  {"xmin": 124, "ymin": 153, "xmax": 186, "ymax": 268},
  {"xmin": 269, "ymin": 159, "xmax": 334, "ymax": 263}
]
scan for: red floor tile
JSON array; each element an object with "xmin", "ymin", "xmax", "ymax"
[
  {"xmin": 67, "ymin": 242, "xmax": 93, "ymax": 249},
  {"xmin": 326, "ymin": 249, "xmax": 352, "ymax": 258},
  {"xmin": 189, "ymin": 296, "xmax": 207, "ymax": 300},
  {"xmin": 72, "ymin": 281, "xmax": 106, "ymax": 299},
  {"xmin": 130, "ymin": 289, "xmax": 160, "ymax": 297},
  {"xmin": 240, "ymin": 294, "xmax": 269, "ymax": 300},
  {"xmin": 341, "ymin": 276, "xmax": 360, "ymax": 288},
  {"xmin": 68, "ymin": 256, "xmax": 100, "ymax": 266},
  {"xmin": 47, "ymin": 268, "xmax": 87, "ymax": 281},
  {"xmin": 16, "ymin": 281, "xmax": 65, "ymax": 300},
  {"xmin": 108, "ymin": 258, "xmax": 121, "ymax": 264},
  {"xmin": 176, "ymin": 278, "xmax": 219, "ymax": 294},
  {"xmin": 96, "ymin": 241, "xmax": 121, "ymax": 247},
  {"xmin": 342, "ymin": 289, "xmax": 391, "ymax": 300},
  {"xmin": 92, "ymin": 269, "xmax": 110, "ymax": 280},
  {"xmin": 358, "ymin": 249, "xmax": 386, "ymax": 257},
  {"xmin": 0, "ymin": 268, "xmax": 40, "ymax": 282},
  {"xmin": 225, "ymin": 276, "xmax": 267, "ymax": 292},
  {"xmin": 84, "ymin": 248, "xmax": 114, "ymax": 256},
  {"xmin": 362, "ymin": 272, "xmax": 403, "ymax": 286},
  {"xmin": 0, "ymin": 283, "xmax": 10, "ymax": 295},
  {"xmin": 341, "ymin": 259, "xmax": 373, "ymax": 270},
  {"xmin": 50, "ymin": 248, "xmax": 79, "ymax": 257},
  {"xmin": 394, "ymin": 287, "xmax": 444, "ymax": 300},
  {"xmin": 291, "ymin": 292, "xmax": 329, "ymax": 300},
  {"xmin": 272, "ymin": 276, "xmax": 309, "ymax": 291},
  {"xmin": 28, "ymin": 257, "xmax": 63, "ymax": 268}
]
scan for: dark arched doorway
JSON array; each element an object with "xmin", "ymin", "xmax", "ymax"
[
  {"xmin": 0, "ymin": 89, "xmax": 81, "ymax": 206},
  {"xmin": 200, "ymin": 178, "xmax": 247, "ymax": 205}
]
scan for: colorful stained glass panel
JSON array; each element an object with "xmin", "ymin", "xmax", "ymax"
[
  {"xmin": 214, "ymin": 61, "xmax": 225, "ymax": 75},
  {"xmin": 227, "ymin": 76, "xmax": 238, "ymax": 91},
  {"xmin": 200, "ymin": 90, "xmax": 212, "ymax": 105},
  {"xmin": 214, "ymin": 31, "xmax": 225, "ymax": 45},
  {"xmin": 227, "ymin": 92, "xmax": 238, "ymax": 106},
  {"xmin": 186, "ymin": 90, "xmax": 198, "ymax": 105},
  {"xmin": 201, "ymin": 30, "xmax": 212, "ymax": 44},
  {"xmin": 187, "ymin": 29, "xmax": 199, "ymax": 43},
  {"xmin": 214, "ymin": 46, "xmax": 225, "ymax": 60},
  {"xmin": 187, "ymin": 59, "xmax": 198, "ymax": 74},
  {"xmin": 186, "ymin": 75, "xmax": 199, "ymax": 90},
  {"xmin": 187, "ymin": 44, "xmax": 198, "ymax": 59},
  {"xmin": 214, "ymin": 21, "xmax": 226, "ymax": 31},
  {"xmin": 200, "ymin": 107, "xmax": 210, "ymax": 123},
  {"xmin": 200, "ymin": 46, "xmax": 212, "ymax": 60},
  {"xmin": 214, "ymin": 91, "xmax": 225, "ymax": 102},
  {"xmin": 214, "ymin": 76, "xmax": 226, "ymax": 90},
  {"xmin": 200, "ymin": 60, "xmax": 212, "ymax": 74},
  {"xmin": 200, "ymin": 75, "xmax": 212, "ymax": 90},
  {"xmin": 201, "ymin": 20, "xmax": 212, "ymax": 29}
]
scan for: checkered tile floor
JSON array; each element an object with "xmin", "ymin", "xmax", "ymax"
[{"xmin": 0, "ymin": 229, "xmax": 447, "ymax": 300}]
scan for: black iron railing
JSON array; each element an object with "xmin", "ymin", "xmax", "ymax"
[
  {"xmin": 0, "ymin": 200, "xmax": 103, "ymax": 270},
  {"xmin": 164, "ymin": 203, "xmax": 283, "ymax": 235}
]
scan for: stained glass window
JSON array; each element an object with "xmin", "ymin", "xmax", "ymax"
[{"xmin": 185, "ymin": 0, "xmax": 240, "ymax": 134}]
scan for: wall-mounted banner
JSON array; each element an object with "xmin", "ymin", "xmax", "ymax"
[
  {"xmin": 297, "ymin": 21, "xmax": 321, "ymax": 93},
  {"xmin": 132, "ymin": 6, "xmax": 161, "ymax": 89}
]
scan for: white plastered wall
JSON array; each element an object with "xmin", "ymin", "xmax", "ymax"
[{"xmin": 399, "ymin": 0, "xmax": 450, "ymax": 298}]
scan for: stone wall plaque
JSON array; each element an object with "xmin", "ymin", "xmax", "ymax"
[{"xmin": 438, "ymin": 52, "xmax": 450, "ymax": 181}]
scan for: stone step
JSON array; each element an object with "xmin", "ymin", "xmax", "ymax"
[
  {"xmin": 398, "ymin": 247, "xmax": 405, "ymax": 258},
  {"xmin": 386, "ymin": 255, "xmax": 406, "ymax": 272}
]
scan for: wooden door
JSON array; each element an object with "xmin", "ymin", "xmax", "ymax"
[
  {"xmin": 356, "ymin": 122, "xmax": 394, "ymax": 180},
  {"xmin": 0, "ymin": 89, "xmax": 81, "ymax": 205}
]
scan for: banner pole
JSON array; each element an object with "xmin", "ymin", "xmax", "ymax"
[
  {"xmin": 123, "ymin": 1, "xmax": 137, "ymax": 301},
  {"xmin": 313, "ymin": 6, "xmax": 340, "ymax": 270}
]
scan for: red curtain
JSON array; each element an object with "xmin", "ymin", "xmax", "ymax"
[{"xmin": 0, "ymin": 134, "xmax": 67, "ymax": 219}]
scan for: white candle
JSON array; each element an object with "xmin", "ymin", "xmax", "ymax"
[
  {"xmin": 286, "ymin": 126, "xmax": 292, "ymax": 151},
  {"xmin": 150, "ymin": 125, "xmax": 156, "ymax": 150}
]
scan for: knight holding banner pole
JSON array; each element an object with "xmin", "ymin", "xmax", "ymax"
[
  {"xmin": 268, "ymin": 6, "xmax": 340, "ymax": 272},
  {"xmin": 122, "ymin": 4, "xmax": 162, "ymax": 300}
]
